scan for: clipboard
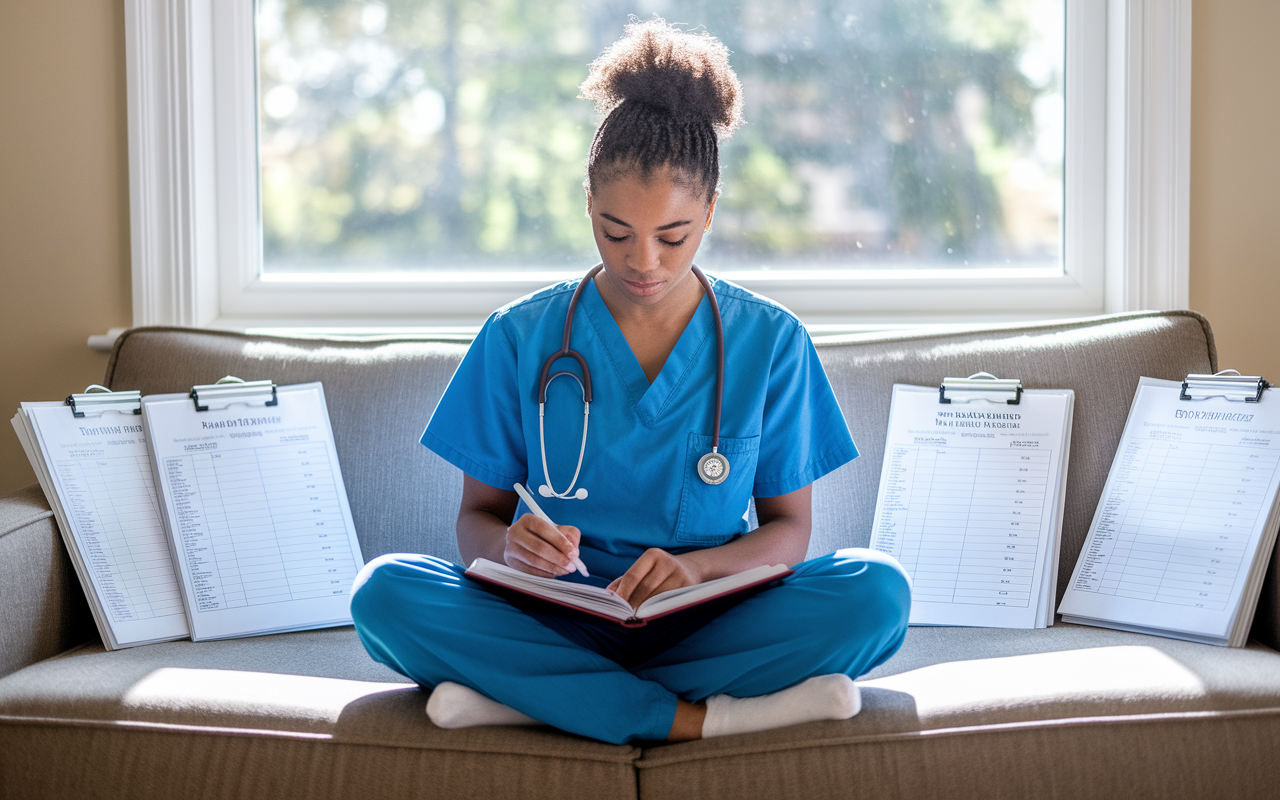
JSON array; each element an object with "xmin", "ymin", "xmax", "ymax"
[
  {"xmin": 12, "ymin": 385, "xmax": 188, "ymax": 649},
  {"xmin": 141, "ymin": 378, "xmax": 365, "ymax": 641},
  {"xmin": 1059, "ymin": 370, "xmax": 1280, "ymax": 646},
  {"xmin": 870, "ymin": 373, "xmax": 1075, "ymax": 629}
]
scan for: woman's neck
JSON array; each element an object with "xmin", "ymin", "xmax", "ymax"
[{"xmin": 594, "ymin": 269, "xmax": 705, "ymax": 384}]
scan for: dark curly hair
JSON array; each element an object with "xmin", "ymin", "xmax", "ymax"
[{"xmin": 579, "ymin": 18, "xmax": 744, "ymax": 203}]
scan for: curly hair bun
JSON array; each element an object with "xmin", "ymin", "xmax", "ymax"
[{"xmin": 580, "ymin": 17, "xmax": 744, "ymax": 138}]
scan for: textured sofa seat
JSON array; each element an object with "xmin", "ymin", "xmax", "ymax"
[
  {"xmin": 0, "ymin": 628, "xmax": 641, "ymax": 799},
  {"xmin": 5, "ymin": 622, "xmax": 1280, "ymax": 799},
  {"xmin": 640, "ymin": 625, "xmax": 1280, "ymax": 798},
  {"xmin": 4, "ymin": 311, "xmax": 1280, "ymax": 799}
]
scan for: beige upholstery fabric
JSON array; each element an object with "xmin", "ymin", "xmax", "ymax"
[
  {"xmin": 636, "ymin": 712, "xmax": 1280, "ymax": 799},
  {"xmin": 637, "ymin": 623, "xmax": 1280, "ymax": 799},
  {"xmin": 1, "ymin": 724, "xmax": 638, "ymax": 800},
  {"xmin": 1, "ymin": 723, "xmax": 639, "ymax": 800},
  {"xmin": 0, "ymin": 628, "xmax": 639, "ymax": 799},
  {"xmin": 4, "ymin": 622, "xmax": 1280, "ymax": 799},
  {"xmin": 0, "ymin": 484, "xmax": 94, "ymax": 678}
]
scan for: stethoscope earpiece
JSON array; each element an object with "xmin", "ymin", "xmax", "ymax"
[{"xmin": 539, "ymin": 484, "xmax": 588, "ymax": 500}]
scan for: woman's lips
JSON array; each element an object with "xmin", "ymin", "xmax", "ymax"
[{"xmin": 623, "ymin": 278, "xmax": 664, "ymax": 296}]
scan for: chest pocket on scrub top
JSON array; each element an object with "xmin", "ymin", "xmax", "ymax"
[{"xmin": 674, "ymin": 433, "xmax": 760, "ymax": 545}]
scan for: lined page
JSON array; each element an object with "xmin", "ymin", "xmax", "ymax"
[
  {"xmin": 871, "ymin": 385, "xmax": 1073, "ymax": 628},
  {"xmin": 143, "ymin": 383, "xmax": 365, "ymax": 640},
  {"xmin": 1059, "ymin": 378, "xmax": 1280, "ymax": 642},
  {"xmin": 17, "ymin": 402, "xmax": 188, "ymax": 648}
]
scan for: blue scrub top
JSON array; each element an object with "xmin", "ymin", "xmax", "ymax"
[{"xmin": 421, "ymin": 272, "xmax": 858, "ymax": 579}]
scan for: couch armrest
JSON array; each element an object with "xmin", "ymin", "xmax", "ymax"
[
  {"xmin": 0, "ymin": 484, "xmax": 95, "ymax": 678},
  {"xmin": 1251, "ymin": 546, "xmax": 1280, "ymax": 650}
]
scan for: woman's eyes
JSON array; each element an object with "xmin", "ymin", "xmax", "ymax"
[{"xmin": 602, "ymin": 232, "xmax": 688, "ymax": 247}]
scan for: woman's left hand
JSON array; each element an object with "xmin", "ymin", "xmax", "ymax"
[{"xmin": 608, "ymin": 548, "xmax": 703, "ymax": 609}]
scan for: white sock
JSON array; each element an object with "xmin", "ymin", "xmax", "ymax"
[
  {"xmin": 701, "ymin": 674, "xmax": 861, "ymax": 738},
  {"xmin": 426, "ymin": 681, "xmax": 545, "ymax": 729}
]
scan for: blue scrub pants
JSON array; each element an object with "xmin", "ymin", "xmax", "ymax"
[{"xmin": 350, "ymin": 548, "xmax": 911, "ymax": 745}]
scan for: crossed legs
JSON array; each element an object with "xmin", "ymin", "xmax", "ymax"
[{"xmin": 350, "ymin": 549, "xmax": 910, "ymax": 745}]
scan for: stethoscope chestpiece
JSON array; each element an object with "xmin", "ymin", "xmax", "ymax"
[
  {"xmin": 697, "ymin": 450, "xmax": 730, "ymax": 485},
  {"xmin": 542, "ymin": 264, "xmax": 731, "ymax": 495}
]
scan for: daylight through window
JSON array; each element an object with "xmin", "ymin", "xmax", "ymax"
[{"xmin": 256, "ymin": 0, "xmax": 1064, "ymax": 276}]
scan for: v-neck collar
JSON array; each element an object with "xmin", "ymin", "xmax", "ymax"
[{"xmin": 579, "ymin": 276, "xmax": 715, "ymax": 428}]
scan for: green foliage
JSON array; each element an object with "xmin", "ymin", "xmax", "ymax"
[{"xmin": 258, "ymin": 0, "xmax": 1061, "ymax": 271}]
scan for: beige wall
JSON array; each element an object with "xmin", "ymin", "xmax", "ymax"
[
  {"xmin": 1189, "ymin": 0, "xmax": 1280, "ymax": 380},
  {"xmin": 0, "ymin": 2, "xmax": 132, "ymax": 495},
  {"xmin": 0, "ymin": 2, "xmax": 1276, "ymax": 496}
]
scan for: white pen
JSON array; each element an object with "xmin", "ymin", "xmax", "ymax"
[{"xmin": 513, "ymin": 482, "xmax": 590, "ymax": 577}]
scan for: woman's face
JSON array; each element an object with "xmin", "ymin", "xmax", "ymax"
[{"xmin": 587, "ymin": 169, "xmax": 716, "ymax": 311}]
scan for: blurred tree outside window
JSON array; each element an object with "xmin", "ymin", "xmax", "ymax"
[{"xmin": 257, "ymin": 0, "xmax": 1063, "ymax": 274}]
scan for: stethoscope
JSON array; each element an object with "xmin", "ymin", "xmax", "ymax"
[{"xmin": 536, "ymin": 263, "xmax": 728, "ymax": 499}]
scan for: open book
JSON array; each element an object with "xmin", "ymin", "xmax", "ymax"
[{"xmin": 465, "ymin": 558, "xmax": 793, "ymax": 627}]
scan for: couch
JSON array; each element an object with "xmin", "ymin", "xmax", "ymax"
[{"xmin": 4, "ymin": 311, "xmax": 1280, "ymax": 799}]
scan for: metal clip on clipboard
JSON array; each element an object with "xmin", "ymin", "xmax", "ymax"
[
  {"xmin": 939, "ymin": 372, "xmax": 1023, "ymax": 405},
  {"xmin": 190, "ymin": 376, "xmax": 279, "ymax": 412},
  {"xmin": 65, "ymin": 385, "xmax": 142, "ymax": 418},
  {"xmin": 1180, "ymin": 370, "xmax": 1270, "ymax": 402}
]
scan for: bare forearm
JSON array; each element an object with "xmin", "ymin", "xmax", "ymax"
[
  {"xmin": 679, "ymin": 516, "xmax": 810, "ymax": 582},
  {"xmin": 677, "ymin": 485, "xmax": 813, "ymax": 583},
  {"xmin": 457, "ymin": 507, "xmax": 512, "ymax": 565}
]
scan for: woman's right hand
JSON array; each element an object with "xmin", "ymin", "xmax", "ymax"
[{"xmin": 504, "ymin": 513, "xmax": 582, "ymax": 577}]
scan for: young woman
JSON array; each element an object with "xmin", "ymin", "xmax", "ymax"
[{"xmin": 351, "ymin": 19, "xmax": 910, "ymax": 746}]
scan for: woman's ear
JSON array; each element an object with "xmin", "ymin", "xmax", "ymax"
[
  {"xmin": 585, "ymin": 192, "xmax": 593, "ymax": 219},
  {"xmin": 704, "ymin": 193, "xmax": 719, "ymax": 232}
]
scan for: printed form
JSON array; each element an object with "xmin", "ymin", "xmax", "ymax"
[
  {"xmin": 871, "ymin": 385, "xmax": 1074, "ymax": 628},
  {"xmin": 11, "ymin": 403, "xmax": 188, "ymax": 648},
  {"xmin": 143, "ymin": 383, "xmax": 365, "ymax": 640},
  {"xmin": 1059, "ymin": 378, "xmax": 1280, "ymax": 645}
]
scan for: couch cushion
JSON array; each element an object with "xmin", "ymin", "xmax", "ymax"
[
  {"xmin": 0, "ymin": 627, "xmax": 639, "ymax": 800},
  {"xmin": 0, "ymin": 484, "xmax": 96, "ymax": 677},
  {"xmin": 636, "ymin": 623, "xmax": 1280, "ymax": 799},
  {"xmin": 4, "ymin": 623, "xmax": 1280, "ymax": 799}
]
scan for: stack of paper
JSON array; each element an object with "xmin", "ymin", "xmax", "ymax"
[
  {"xmin": 1059, "ymin": 377, "xmax": 1280, "ymax": 646},
  {"xmin": 870, "ymin": 383, "xmax": 1075, "ymax": 629}
]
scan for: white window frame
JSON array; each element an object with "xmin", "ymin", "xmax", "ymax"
[{"xmin": 118, "ymin": 0, "xmax": 1190, "ymax": 337}]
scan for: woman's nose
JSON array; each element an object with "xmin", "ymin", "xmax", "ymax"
[{"xmin": 630, "ymin": 237, "xmax": 661, "ymax": 271}]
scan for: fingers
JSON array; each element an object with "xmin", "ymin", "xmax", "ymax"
[
  {"xmin": 558, "ymin": 524, "xmax": 582, "ymax": 552},
  {"xmin": 629, "ymin": 559, "xmax": 679, "ymax": 608},
  {"xmin": 505, "ymin": 515, "xmax": 581, "ymax": 577},
  {"xmin": 607, "ymin": 550, "xmax": 652, "ymax": 601},
  {"xmin": 608, "ymin": 550, "xmax": 654, "ymax": 595},
  {"xmin": 609, "ymin": 549, "xmax": 675, "ymax": 608}
]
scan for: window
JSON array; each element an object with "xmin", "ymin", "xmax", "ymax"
[
  {"xmin": 121, "ymin": 0, "xmax": 1188, "ymax": 335},
  {"xmin": 257, "ymin": 0, "xmax": 1063, "ymax": 279}
]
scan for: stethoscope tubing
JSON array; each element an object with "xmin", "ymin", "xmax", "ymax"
[
  {"xmin": 699, "ymin": 266, "xmax": 725, "ymax": 454},
  {"xmin": 537, "ymin": 264, "xmax": 726, "ymax": 497}
]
